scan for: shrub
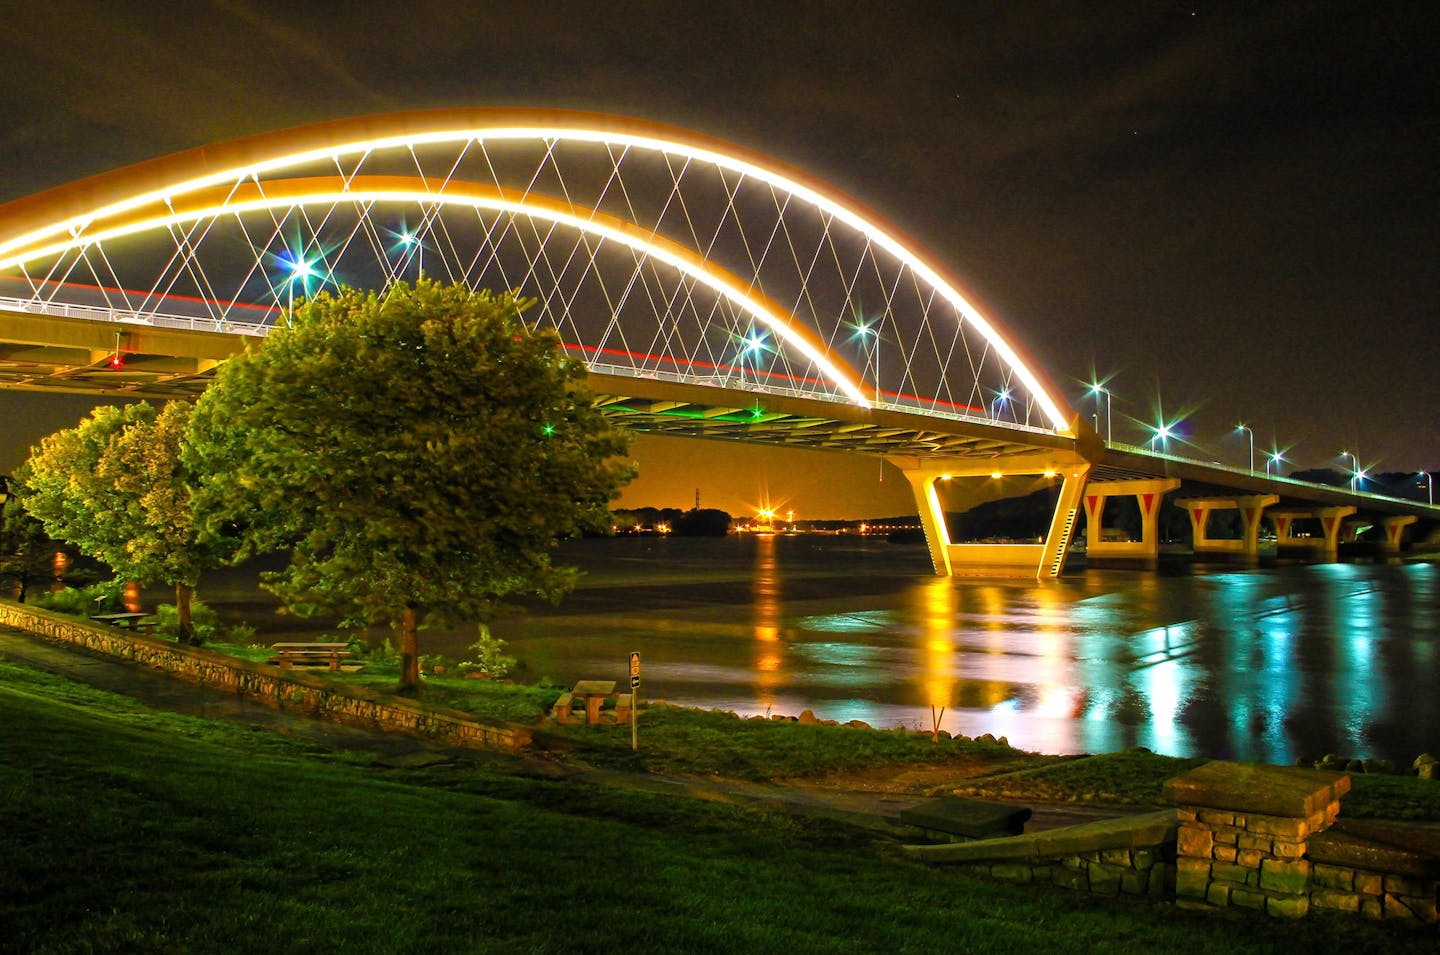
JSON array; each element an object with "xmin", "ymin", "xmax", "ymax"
[
  {"xmin": 458, "ymin": 625, "xmax": 517, "ymax": 679},
  {"xmin": 34, "ymin": 580, "xmax": 128, "ymax": 616},
  {"xmin": 150, "ymin": 599, "xmax": 251, "ymax": 646}
]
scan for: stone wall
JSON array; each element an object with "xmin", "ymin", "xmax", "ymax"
[
  {"xmin": 901, "ymin": 809, "xmax": 1177, "ymax": 899},
  {"xmin": 1164, "ymin": 761, "xmax": 1438, "ymax": 925},
  {"xmin": 0, "ymin": 600, "xmax": 532, "ymax": 753}
]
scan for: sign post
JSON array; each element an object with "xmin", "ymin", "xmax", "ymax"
[{"xmin": 629, "ymin": 651, "xmax": 641, "ymax": 751}]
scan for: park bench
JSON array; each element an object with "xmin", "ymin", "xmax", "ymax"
[
  {"xmin": 898, "ymin": 797, "xmax": 1033, "ymax": 843},
  {"xmin": 91, "ymin": 612, "xmax": 159, "ymax": 634},
  {"xmin": 268, "ymin": 642, "xmax": 353, "ymax": 671},
  {"xmin": 550, "ymin": 692, "xmax": 577, "ymax": 724}
]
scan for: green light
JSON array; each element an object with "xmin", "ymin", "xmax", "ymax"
[{"xmin": 542, "ymin": 423, "xmax": 556, "ymax": 437}]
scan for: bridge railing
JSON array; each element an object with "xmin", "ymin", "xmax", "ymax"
[
  {"xmin": 0, "ymin": 295, "xmax": 271, "ymax": 336},
  {"xmin": 1109, "ymin": 441, "xmax": 1438, "ymax": 511}
]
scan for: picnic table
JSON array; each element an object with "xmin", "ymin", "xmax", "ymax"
[
  {"xmin": 90, "ymin": 612, "xmax": 158, "ymax": 634},
  {"xmin": 268, "ymin": 642, "xmax": 352, "ymax": 671},
  {"xmin": 570, "ymin": 679, "xmax": 617, "ymax": 725}
]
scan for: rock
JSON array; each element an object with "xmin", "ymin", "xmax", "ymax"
[
  {"xmin": 770, "ymin": 714, "xmax": 788, "ymax": 721},
  {"xmin": 1361, "ymin": 758, "xmax": 1394, "ymax": 775},
  {"xmin": 796, "ymin": 709, "xmax": 821, "ymax": 725},
  {"xmin": 1413, "ymin": 753, "xmax": 1438, "ymax": 771},
  {"xmin": 845, "ymin": 719, "xmax": 871, "ymax": 730},
  {"xmin": 1294, "ymin": 757, "xmax": 1312, "ymax": 768},
  {"xmin": 1419, "ymin": 762, "xmax": 1440, "ymax": 781},
  {"xmin": 998, "ymin": 736, "xmax": 1010, "ymax": 748},
  {"xmin": 935, "ymin": 730, "xmax": 951, "ymax": 740},
  {"xmin": 822, "ymin": 719, "xmax": 838, "ymax": 726},
  {"xmin": 976, "ymin": 733, "xmax": 997, "ymax": 745},
  {"xmin": 1316, "ymin": 754, "xmax": 1348, "ymax": 771},
  {"xmin": 1346, "ymin": 759, "xmax": 1365, "ymax": 773}
]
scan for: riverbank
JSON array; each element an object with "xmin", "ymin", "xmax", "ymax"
[{"xmin": 6, "ymin": 633, "xmax": 1440, "ymax": 953}]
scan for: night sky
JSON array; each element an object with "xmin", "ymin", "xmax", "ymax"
[{"xmin": 2, "ymin": 2, "xmax": 1435, "ymax": 517}]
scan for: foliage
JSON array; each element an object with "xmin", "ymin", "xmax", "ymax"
[
  {"xmin": 185, "ymin": 280, "xmax": 634, "ymax": 687},
  {"xmin": 149, "ymin": 599, "xmax": 254, "ymax": 646},
  {"xmin": 15, "ymin": 402, "xmax": 226, "ymax": 642},
  {"xmin": 673, "ymin": 507, "xmax": 732, "ymax": 536},
  {"xmin": 457, "ymin": 624, "xmax": 516, "ymax": 679},
  {"xmin": 0, "ymin": 493, "xmax": 57, "ymax": 602},
  {"xmin": 33, "ymin": 580, "xmax": 129, "ymax": 616}
]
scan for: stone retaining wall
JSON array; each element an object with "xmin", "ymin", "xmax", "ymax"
[
  {"xmin": 901, "ymin": 810, "xmax": 1177, "ymax": 899},
  {"xmin": 0, "ymin": 600, "xmax": 532, "ymax": 753}
]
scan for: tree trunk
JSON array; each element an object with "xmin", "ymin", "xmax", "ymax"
[
  {"xmin": 399, "ymin": 603, "xmax": 421, "ymax": 690},
  {"xmin": 176, "ymin": 581, "xmax": 194, "ymax": 644}
]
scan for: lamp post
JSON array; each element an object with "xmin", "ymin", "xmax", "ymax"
[
  {"xmin": 852, "ymin": 319, "xmax": 879, "ymax": 406},
  {"xmin": 285, "ymin": 253, "xmax": 315, "ymax": 322},
  {"xmin": 1266, "ymin": 450, "xmax": 1284, "ymax": 477},
  {"xmin": 401, "ymin": 230, "xmax": 422, "ymax": 279},
  {"xmin": 1236, "ymin": 424, "xmax": 1254, "ymax": 473},
  {"xmin": 1087, "ymin": 383, "xmax": 1112, "ymax": 442},
  {"xmin": 1340, "ymin": 450, "xmax": 1359, "ymax": 493},
  {"xmin": 1420, "ymin": 471, "xmax": 1433, "ymax": 506}
]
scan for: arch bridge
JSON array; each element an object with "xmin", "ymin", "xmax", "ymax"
[{"xmin": 0, "ymin": 110, "xmax": 1432, "ymax": 574}]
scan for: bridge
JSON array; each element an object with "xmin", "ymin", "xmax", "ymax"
[{"xmin": 1, "ymin": 108, "xmax": 1434, "ymax": 577}]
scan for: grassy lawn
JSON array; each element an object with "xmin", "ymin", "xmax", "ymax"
[{"xmin": 5, "ymin": 658, "xmax": 1438, "ymax": 954}]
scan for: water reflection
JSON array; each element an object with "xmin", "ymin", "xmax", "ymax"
[{"xmin": 189, "ymin": 535, "xmax": 1438, "ymax": 763}]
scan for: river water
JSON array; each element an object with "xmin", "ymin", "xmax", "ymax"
[{"xmin": 197, "ymin": 534, "xmax": 1437, "ymax": 765}]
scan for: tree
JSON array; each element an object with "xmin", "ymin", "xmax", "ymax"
[
  {"xmin": 184, "ymin": 280, "xmax": 634, "ymax": 689},
  {"xmin": 15, "ymin": 402, "xmax": 222, "ymax": 641},
  {"xmin": 0, "ymin": 489, "xmax": 56, "ymax": 602}
]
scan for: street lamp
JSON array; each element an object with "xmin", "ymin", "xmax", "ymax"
[
  {"xmin": 990, "ymin": 388, "xmax": 1012, "ymax": 421},
  {"xmin": 1340, "ymin": 450, "xmax": 1360, "ymax": 493},
  {"xmin": 850, "ymin": 317, "xmax": 880, "ymax": 406},
  {"xmin": 284, "ymin": 253, "xmax": 316, "ymax": 320},
  {"xmin": 1419, "ymin": 471, "xmax": 1433, "ymax": 506},
  {"xmin": 1266, "ymin": 450, "xmax": 1284, "ymax": 477},
  {"xmin": 1235, "ymin": 424, "xmax": 1254, "ymax": 473},
  {"xmin": 1149, "ymin": 421, "xmax": 1175, "ymax": 452},
  {"xmin": 1087, "ymin": 383, "xmax": 1113, "ymax": 443},
  {"xmin": 400, "ymin": 230, "xmax": 423, "ymax": 278}
]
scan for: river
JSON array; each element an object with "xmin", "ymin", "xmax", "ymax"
[{"xmin": 197, "ymin": 534, "xmax": 1438, "ymax": 765}]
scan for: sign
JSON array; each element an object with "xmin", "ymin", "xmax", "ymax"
[
  {"xmin": 628, "ymin": 651, "xmax": 641, "ymax": 751},
  {"xmin": 630, "ymin": 675, "xmax": 641, "ymax": 689},
  {"xmin": 629, "ymin": 651, "xmax": 641, "ymax": 677}
]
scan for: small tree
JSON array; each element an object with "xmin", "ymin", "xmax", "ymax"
[
  {"xmin": 16, "ymin": 402, "xmax": 223, "ymax": 642},
  {"xmin": 185, "ymin": 280, "xmax": 634, "ymax": 689},
  {"xmin": 0, "ymin": 491, "xmax": 56, "ymax": 602}
]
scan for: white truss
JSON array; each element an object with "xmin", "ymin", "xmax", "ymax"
[{"xmin": 0, "ymin": 112, "xmax": 1072, "ymax": 432}]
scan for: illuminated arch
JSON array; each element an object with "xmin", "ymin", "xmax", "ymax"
[{"xmin": 0, "ymin": 108, "xmax": 1074, "ymax": 432}]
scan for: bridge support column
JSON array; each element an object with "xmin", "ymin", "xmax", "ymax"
[
  {"xmin": 1081, "ymin": 478, "xmax": 1180, "ymax": 566},
  {"xmin": 1381, "ymin": 515, "xmax": 1418, "ymax": 554},
  {"xmin": 1270, "ymin": 506, "xmax": 1357, "ymax": 560},
  {"xmin": 903, "ymin": 470, "xmax": 952, "ymax": 577},
  {"xmin": 1178, "ymin": 495, "xmax": 1278, "ymax": 562},
  {"xmin": 893, "ymin": 457, "xmax": 1090, "ymax": 579}
]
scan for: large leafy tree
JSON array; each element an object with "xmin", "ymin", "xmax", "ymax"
[
  {"xmin": 184, "ymin": 280, "xmax": 633, "ymax": 689},
  {"xmin": 15, "ymin": 401, "xmax": 222, "ymax": 641}
]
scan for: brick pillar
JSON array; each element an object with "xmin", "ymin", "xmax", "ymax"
[{"xmin": 1164, "ymin": 762, "xmax": 1350, "ymax": 919}]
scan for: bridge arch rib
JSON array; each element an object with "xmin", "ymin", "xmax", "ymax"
[{"xmin": 0, "ymin": 108, "xmax": 1074, "ymax": 433}]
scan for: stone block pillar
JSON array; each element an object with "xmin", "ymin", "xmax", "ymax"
[{"xmin": 1164, "ymin": 761, "xmax": 1350, "ymax": 919}]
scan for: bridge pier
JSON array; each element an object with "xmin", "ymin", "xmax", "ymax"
[
  {"xmin": 1269, "ymin": 506, "xmax": 1357, "ymax": 560},
  {"xmin": 1381, "ymin": 515, "xmax": 1418, "ymax": 553},
  {"xmin": 897, "ymin": 458, "xmax": 1090, "ymax": 580},
  {"xmin": 1081, "ymin": 478, "xmax": 1181, "ymax": 566},
  {"xmin": 1178, "ymin": 494, "xmax": 1279, "ymax": 563}
]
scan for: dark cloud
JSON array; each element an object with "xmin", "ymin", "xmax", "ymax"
[{"xmin": 2, "ymin": 0, "xmax": 1436, "ymax": 479}]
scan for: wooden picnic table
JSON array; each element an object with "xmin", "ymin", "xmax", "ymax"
[
  {"xmin": 269, "ymin": 642, "xmax": 352, "ymax": 671},
  {"xmin": 91, "ymin": 611, "xmax": 157, "ymax": 633},
  {"xmin": 570, "ymin": 679, "xmax": 617, "ymax": 725}
]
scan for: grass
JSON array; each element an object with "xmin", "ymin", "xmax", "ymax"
[
  {"xmin": 950, "ymin": 750, "xmax": 1211, "ymax": 805},
  {"xmin": 3, "ymin": 657, "xmax": 1436, "ymax": 954}
]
